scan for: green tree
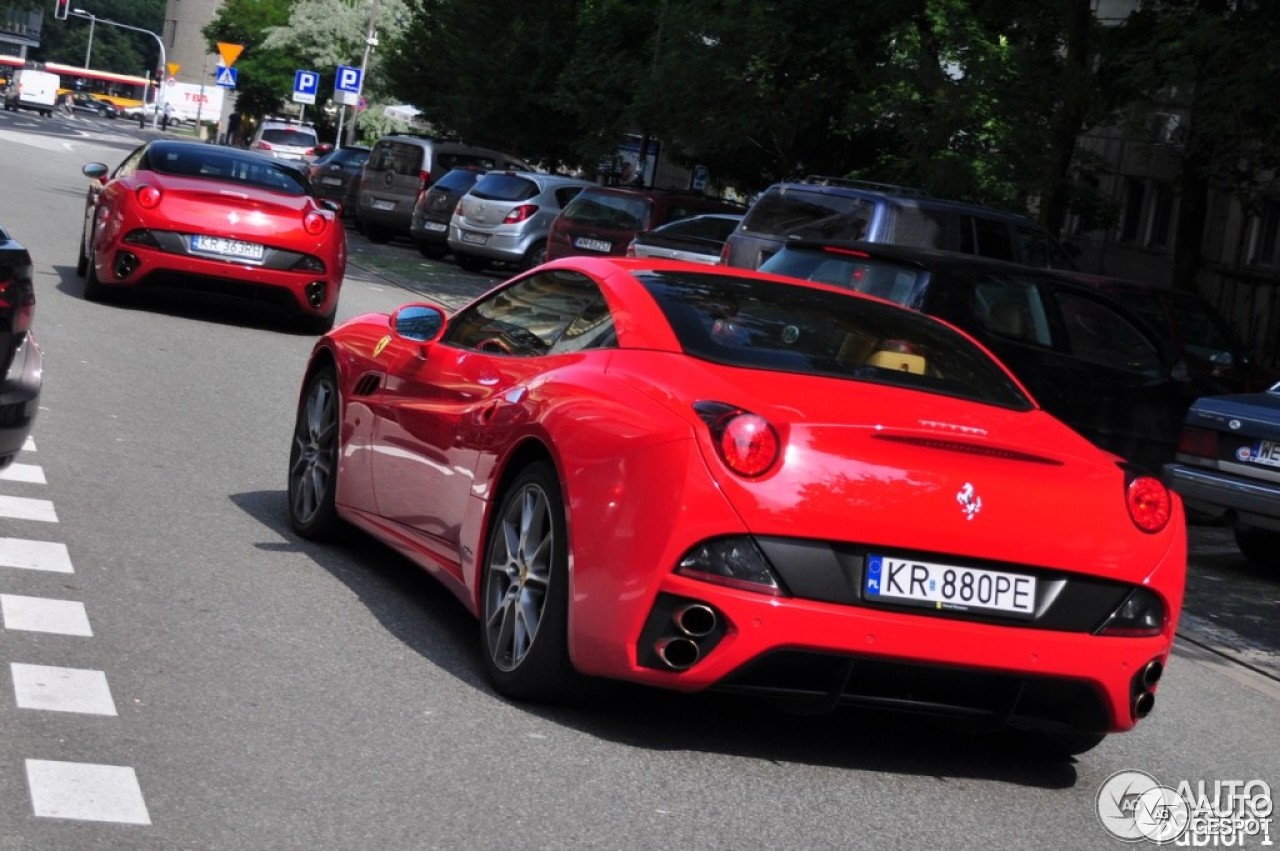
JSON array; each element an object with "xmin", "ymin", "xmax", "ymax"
[
  {"xmin": 203, "ymin": 0, "xmax": 293, "ymax": 118},
  {"xmin": 8, "ymin": 0, "xmax": 164, "ymax": 75}
]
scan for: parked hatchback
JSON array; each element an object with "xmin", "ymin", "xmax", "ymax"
[
  {"xmin": 356, "ymin": 136, "xmax": 531, "ymax": 244},
  {"xmin": 546, "ymin": 186, "xmax": 745, "ymax": 261},
  {"xmin": 760, "ymin": 239, "xmax": 1200, "ymax": 472},
  {"xmin": 305, "ymin": 145, "xmax": 370, "ymax": 216},
  {"xmin": 627, "ymin": 213, "xmax": 744, "ymax": 265},
  {"xmin": 250, "ymin": 118, "xmax": 321, "ymax": 163},
  {"xmin": 448, "ymin": 172, "xmax": 594, "ymax": 272},
  {"xmin": 723, "ymin": 176, "xmax": 1077, "ymax": 271},
  {"xmin": 410, "ymin": 166, "xmax": 487, "ymax": 258}
]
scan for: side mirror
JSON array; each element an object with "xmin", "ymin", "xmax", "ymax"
[
  {"xmin": 390, "ymin": 303, "xmax": 447, "ymax": 345},
  {"xmin": 320, "ymin": 199, "xmax": 341, "ymax": 215},
  {"xmin": 82, "ymin": 162, "xmax": 109, "ymax": 184}
]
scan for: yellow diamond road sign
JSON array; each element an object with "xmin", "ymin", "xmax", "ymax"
[{"xmin": 217, "ymin": 42, "xmax": 244, "ymax": 68}]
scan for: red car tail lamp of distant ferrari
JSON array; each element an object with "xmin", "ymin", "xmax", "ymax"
[
  {"xmin": 1126, "ymin": 474, "xmax": 1172, "ymax": 533},
  {"xmin": 302, "ymin": 211, "xmax": 328, "ymax": 236},
  {"xmin": 694, "ymin": 401, "xmax": 780, "ymax": 477},
  {"xmin": 136, "ymin": 185, "xmax": 162, "ymax": 209}
]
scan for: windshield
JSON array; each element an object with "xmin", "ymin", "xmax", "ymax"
[
  {"xmin": 637, "ymin": 269, "xmax": 1031, "ymax": 410},
  {"xmin": 145, "ymin": 145, "xmax": 308, "ymax": 196},
  {"xmin": 261, "ymin": 129, "xmax": 317, "ymax": 148}
]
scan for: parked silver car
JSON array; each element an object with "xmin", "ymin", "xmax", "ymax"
[{"xmin": 448, "ymin": 171, "xmax": 594, "ymax": 272}]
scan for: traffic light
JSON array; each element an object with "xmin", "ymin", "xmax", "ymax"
[{"xmin": 53, "ymin": 0, "xmax": 69, "ymax": 19}]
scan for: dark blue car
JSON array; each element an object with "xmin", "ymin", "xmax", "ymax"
[{"xmin": 1164, "ymin": 383, "xmax": 1280, "ymax": 564}]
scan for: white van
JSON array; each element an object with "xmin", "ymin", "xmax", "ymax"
[{"xmin": 3, "ymin": 69, "xmax": 59, "ymax": 117}]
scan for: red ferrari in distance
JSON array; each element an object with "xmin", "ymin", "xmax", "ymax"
[
  {"xmin": 287, "ymin": 256, "xmax": 1186, "ymax": 757},
  {"xmin": 78, "ymin": 140, "xmax": 346, "ymax": 332}
]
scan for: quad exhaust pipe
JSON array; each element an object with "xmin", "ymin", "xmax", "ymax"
[
  {"xmin": 655, "ymin": 637, "xmax": 700, "ymax": 671},
  {"xmin": 649, "ymin": 601, "xmax": 721, "ymax": 671},
  {"xmin": 673, "ymin": 603, "xmax": 717, "ymax": 638},
  {"xmin": 1131, "ymin": 659, "xmax": 1163, "ymax": 720}
]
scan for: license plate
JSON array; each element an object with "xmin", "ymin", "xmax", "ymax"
[
  {"xmin": 459, "ymin": 231, "xmax": 488, "ymax": 245},
  {"xmin": 320, "ymin": 176, "xmax": 343, "ymax": 186},
  {"xmin": 1246, "ymin": 439, "xmax": 1280, "ymax": 468},
  {"xmin": 423, "ymin": 221, "xmax": 448, "ymax": 233},
  {"xmin": 864, "ymin": 554, "xmax": 1036, "ymax": 618},
  {"xmin": 190, "ymin": 235, "xmax": 265, "ymax": 261},
  {"xmin": 574, "ymin": 237, "xmax": 611, "ymax": 253},
  {"xmin": 371, "ymin": 199, "xmax": 395, "ymax": 211}
]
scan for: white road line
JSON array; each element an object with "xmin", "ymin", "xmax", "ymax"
[
  {"xmin": 0, "ymin": 463, "xmax": 47, "ymax": 484},
  {"xmin": 0, "ymin": 537, "xmax": 73, "ymax": 573},
  {"xmin": 25, "ymin": 760, "xmax": 151, "ymax": 825},
  {"xmin": 22, "ymin": 436, "xmax": 35, "ymax": 452},
  {"xmin": 0, "ymin": 495, "xmax": 58, "ymax": 523},
  {"xmin": 11, "ymin": 663, "xmax": 117, "ymax": 716},
  {"xmin": 1, "ymin": 595, "xmax": 92, "ymax": 636}
]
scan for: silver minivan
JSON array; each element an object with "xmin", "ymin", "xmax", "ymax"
[
  {"xmin": 448, "ymin": 172, "xmax": 594, "ymax": 272},
  {"xmin": 356, "ymin": 136, "xmax": 530, "ymax": 244}
]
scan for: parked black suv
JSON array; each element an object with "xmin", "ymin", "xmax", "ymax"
[
  {"xmin": 724, "ymin": 176, "xmax": 1077, "ymax": 271},
  {"xmin": 759, "ymin": 239, "xmax": 1199, "ymax": 472}
]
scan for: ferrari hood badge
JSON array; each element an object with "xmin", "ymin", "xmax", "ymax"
[{"xmin": 956, "ymin": 482, "xmax": 982, "ymax": 520}]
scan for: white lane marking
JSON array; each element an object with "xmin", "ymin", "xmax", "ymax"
[
  {"xmin": 25, "ymin": 760, "xmax": 151, "ymax": 824},
  {"xmin": 1, "ymin": 595, "xmax": 92, "ymax": 636},
  {"xmin": 0, "ymin": 463, "xmax": 47, "ymax": 484},
  {"xmin": 22, "ymin": 436, "xmax": 36, "ymax": 452},
  {"xmin": 11, "ymin": 663, "xmax": 117, "ymax": 715},
  {"xmin": 0, "ymin": 537, "xmax": 73, "ymax": 572},
  {"xmin": 0, "ymin": 495, "xmax": 58, "ymax": 523}
]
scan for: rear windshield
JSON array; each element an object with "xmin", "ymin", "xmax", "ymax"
[
  {"xmin": 742, "ymin": 188, "xmax": 875, "ymax": 241},
  {"xmin": 326, "ymin": 148, "xmax": 369, "ymax": 167},
  {"xmin": 759, "ymin": 248, "xmax": 927, "ymax": 306},
  {"xmin": 260, "ymin": 129, "xmax": 317, "ymax": 148},
  {"xmin": 562, "ymin": 192, "xmax": 651, "ymax": 230},
  {"xmin": 637, "ymin": 270, "xmax": 1030, "ymax": 409},
  {"xmin": 437, "ymin": 152, "xmax": 500, "ymax": 172},
  {"xmin": 433, "ymin": 168, "xmax": 485, "ymax": 193},
  {"xmin": 145, "ymin": 147, "xmax": 307, "ymax": 196},
  {"xmin": 470, "ymin": 173, "xmax": 539, "ymax": 202}
]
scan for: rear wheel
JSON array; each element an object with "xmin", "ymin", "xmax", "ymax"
[
  {"xmin": 363, "ymin": 222, "xmax": 391, "ymax": 244},
  {"xmin": 455, "ymin": 252, "xmax": 487, "ymax": 273},
  {"xmin": 417, "ymin": 241, "xmax": 446, "ymax": 260},
  {"xmin": 81, "ymin": 239, "xmax": 109, "ymax": 301},
  {"xmin": 480, "ymin": 461, "xmax": 579, "ymax": 701},
  {"xmin": 287, "ymin": 365, "xmax": 343, "ymax": 540},
  {"xmin": 520, "ymin": 240, "xmax": 547, "ymax": 272},
  {"xmin": 1234, "ymin": 526, "xmax": 1280, "ymax": 565}
]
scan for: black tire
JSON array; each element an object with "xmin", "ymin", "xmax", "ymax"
[
  {"xmin": 287, "ymin": 365, "xmax": 343, "ymax": 540},
  {"xmin": 81, "ymin": 239, "xmax": 109, "ymax": 301},
  {"xmin": 417, "ymin": 241, "xmax": 446, "ymax": 260},
  {"xmin": 520, "ymin": 240, "xmax": 547, "ymax": 272},
  {"xmin": 75, "ymin": 230, "xmax": 89, "ymax": 277},
  {"xmin": 1234, "ymin": 526, "xmax": 1280, "ymax": 565},
  {"xmin": 480, "ymin": 461, "xmax": 579, "ymax": 702},
  {"xmin": 363, "ymin": 223, "xmax": 391, "ymax": 244},
  {"xmin": 455, "ymin": 252, "xmax": 487, "ymax": 273}
]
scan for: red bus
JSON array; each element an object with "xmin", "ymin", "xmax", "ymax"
[{"xmin": 0, "ymin": 57, "xmax": 151, "ymax": 109}]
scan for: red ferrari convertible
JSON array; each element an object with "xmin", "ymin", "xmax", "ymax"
[
  {"xmin": 288, "ymin": 256, "xmax": 1186, "ymax": 756},
  {"xmin": 78, "ymin": 140, "xmax": 346, "ymax": 332}
]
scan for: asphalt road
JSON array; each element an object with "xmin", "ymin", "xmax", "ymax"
[{"xmin": 0, "ymin": 109, "xmax": 1276, "ymax": 850}]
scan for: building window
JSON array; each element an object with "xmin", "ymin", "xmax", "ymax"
[
  {"xmin": 1148, "ymin": 184, "xmax": 1174, "ymax": 248},
  {"xmin": 1120, "ymin": 178, "xmax": 1145, "ymax": 242},
  {"xmin": 1248, "ymin": 200, "xmax": 1280, "ymax": 267}
]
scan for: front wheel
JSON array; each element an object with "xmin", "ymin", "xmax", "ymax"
[
  {"xmin": 520, "ymin": 240, "xmax": 547, "ymax": 272},
  {"xmin": 287, "ymin": 365, "xmax": 343, "ymax": 540},
  {"xmin": 455, "ymin": 252, "xmax": 487, "ymax": 273},
  {"xmin": 480, "ymin": 461, "xmax": 579, "ymax": 701}
]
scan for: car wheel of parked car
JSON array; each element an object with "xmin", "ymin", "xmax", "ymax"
[
  {"xmin": 455, "ymin": 252, "xmax": 487, "ymax": 273},
  {"xmin": 1233, "ymin": 525, "xmax": 1280, "ymax": 565},
  {"xmin": 363, "ymin": 223, "xmax": 391, "ymax": 244},
  {"xmin": 520, "ymin": 240, "xmax": 547, "ymax": 272},
  {"xmin": 416, "ymin": 241, "xmax": 446, "ymax": 260},
  {"xmin": 480, "ymin": 461, "xmax": 579, "ymax": 701},
  {"xmin": 287, "ymin": 364, "xmax": 343, "ymax": 540}
]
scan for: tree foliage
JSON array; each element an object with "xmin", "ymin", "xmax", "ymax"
[
  {"xmin": 202, "ymin": 0, "xmax": 294, "ymax": 118},
  {"xmin": 5, "ymin": 0, "xmax": 164, "ymax": 76}
]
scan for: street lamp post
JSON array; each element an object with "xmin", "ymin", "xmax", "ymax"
[
  {"xmin": 70, "ymin": 8, "xmax": 166, "ymax": 129},
  {"xmin": 75, "ymin": 10, "xmax": 96, "ymax": 69}
]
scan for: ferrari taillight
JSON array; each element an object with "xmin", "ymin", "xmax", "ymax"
[
  {"xmin": 1177, "ymin": 425, "xmax": 1218, "ymax": 459},
  {"xmin": 503, "ymin": 204, "xmax": 538, "ymax": 224},
  {"xmin": 303, "ymin": 211, "xmax": 328, "ymax": 235},
  {"xmin": 0, "ymin": 265, "xmax": 35, "ymax": 334},
  {"xmin": 136, "ymin": 185, "xmax": 162, "ymax": 209},
  {"xmin": 694, "ymin": 401, "xmax": 779, "ymax": 478},
  {"xmin": 1126, "ymin": 474, "xmax": 1172, "ymax": 533}
]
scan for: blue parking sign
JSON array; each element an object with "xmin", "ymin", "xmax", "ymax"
[{"xmin": 293, "ymin": 70, "xmax": 319, "ymax": 105}]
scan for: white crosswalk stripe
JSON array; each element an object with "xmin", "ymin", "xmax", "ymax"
[{"xmin": 1, "ymin": 447, "xmax": 151, "ymax": 825}]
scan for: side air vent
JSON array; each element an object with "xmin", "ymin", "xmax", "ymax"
[{"xmin": 352, "ymin": 374, "xmax": 382, "ymax": 397}]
